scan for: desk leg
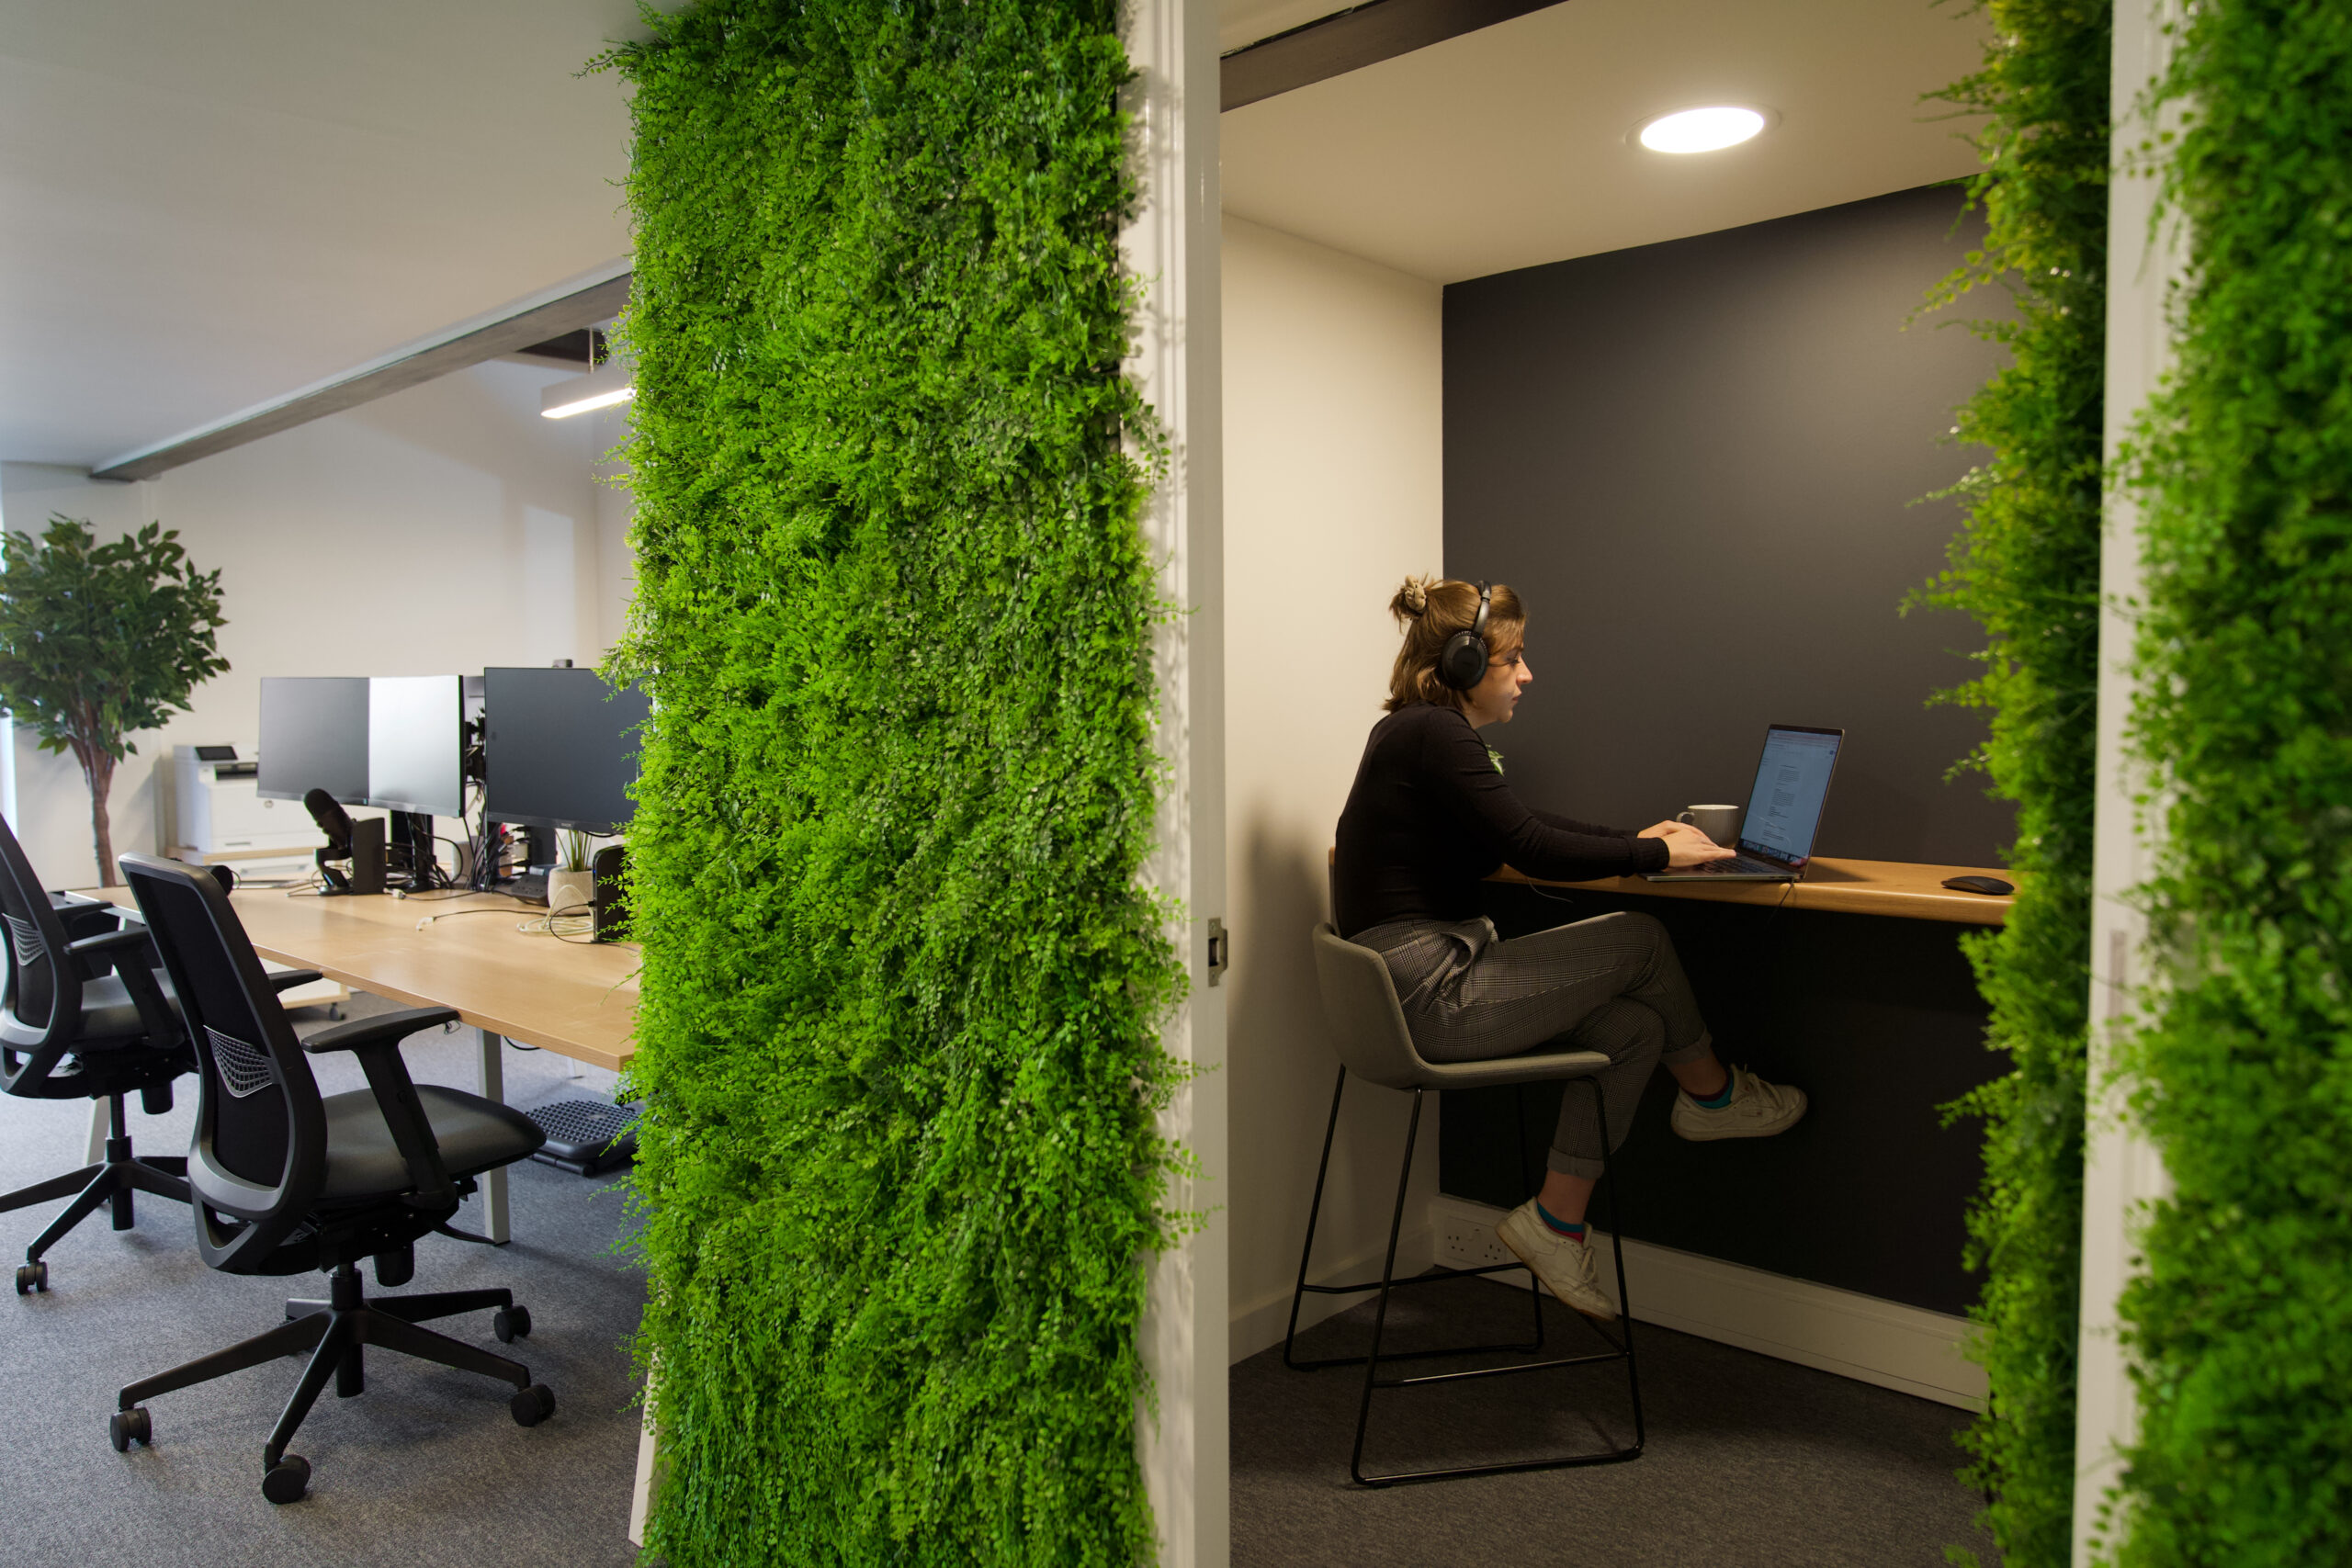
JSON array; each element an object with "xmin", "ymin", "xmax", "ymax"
[
  {"xmin": 85, "ymin": 1100, "xmax": 108, "ymax": 1165},
  {"xmin": 478, "ymin": 1029, "xmax": 511, "ymax": 1244}
]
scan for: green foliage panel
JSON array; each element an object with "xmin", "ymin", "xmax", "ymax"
[
  {"xmin": 603, "ymin": 4, "xmax": 1183, "ymax": 1562},
  {"xmin": 2117, "ymin": 2, "xmax": 2352, "ymax": 1562},
  {"xmin": 1918, "ymin": 4, "xmax": 2109, "ymax": 1562}
]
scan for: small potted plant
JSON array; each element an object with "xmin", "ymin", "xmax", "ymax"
[{"xmin": 547, "ymin": 829, "xmax": 597, "ymax": 917}]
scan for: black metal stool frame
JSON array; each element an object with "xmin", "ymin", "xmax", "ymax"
[{"xmin": 1283, "ymin": 1066, "xmax": 1645, "ymax": 1486}]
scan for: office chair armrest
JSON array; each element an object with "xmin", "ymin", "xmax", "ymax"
[
  {"xmin": 266, "ymin": 969, "xmax": 326, "ymax": 994},
  {"xmin": 71, "ymin": 930, "xmax": 182, "ymax": 1048},
  {"xmin": 303, "ymin": 1007, "xmax": 462, "ymax": 1209},
  {"xmin": 65, "ymin": 926, "xmax": 152, "ymax": 964},
  {"xmin": 300, "ymin": 1006, "xmax": 461, "ymax": 1055}
]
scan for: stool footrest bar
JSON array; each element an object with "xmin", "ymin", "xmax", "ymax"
[
  {"xmin": 1287, "ymin": 1337, "xmax": 1544, "ymax": 1371},
  {"xmin": 1374, "ymin": 1346, "xmax": 1628, "ymax": 1390},
  {"xmin": 1300, "ymin": 1260, "xmax": 1529, "ymax": 1296}
]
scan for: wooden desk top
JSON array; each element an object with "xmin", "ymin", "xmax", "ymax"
[
  {"xmin": 92, "ymin": 887, "xmax": 640, "ymax": 1071},
  {"xmin": 1491, "ymin": 855, "xmax": 2017, "ymax": 926}
]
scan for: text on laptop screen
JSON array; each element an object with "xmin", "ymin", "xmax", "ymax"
[{"xmin": 1739, "ymin": 728, "xmax": 1841, "ymax": 865}]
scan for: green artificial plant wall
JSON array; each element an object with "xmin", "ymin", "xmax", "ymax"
[
  {"xmin": 1918, "ymin": 3, "xmax": 2109, "ymax": 1562},
  {"xmin": 603, "ymin": 4, "xmax": 1184, "ymax": 1562},
  {"xmin": 2114, "ymin": 3, "xmax": 2352, "ymax": 1562}
]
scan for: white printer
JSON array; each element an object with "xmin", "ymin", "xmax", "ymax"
[{"xmin": 172, "ymin": 744, "xmax": 325, "ymax": 876}]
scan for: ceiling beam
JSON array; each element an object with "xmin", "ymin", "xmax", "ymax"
[
  {"xmin": 88, "ymin": 259, "xmax": 632, "ymax": 482},
  {"xmin": 1220, "ymin": 0, "xmax": 1568, "ymax": 112}
]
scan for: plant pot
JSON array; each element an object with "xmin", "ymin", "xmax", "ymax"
[{"xmin": 547, "ymin": 867, "xmax": 597, "ymax": 915}]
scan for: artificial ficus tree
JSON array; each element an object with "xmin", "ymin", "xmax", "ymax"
[{"xmin": 0, "ymin": 517, "xmax": 228, "ymax": 886}]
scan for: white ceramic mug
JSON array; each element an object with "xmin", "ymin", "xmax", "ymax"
[{"xmin": 1677, "ymin": 804, "xmax": 1742, "ymax": 847}]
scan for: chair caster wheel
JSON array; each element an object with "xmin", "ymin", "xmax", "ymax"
[
  {"xmin": 494, "ymin": 1304, "xmax": 531, "ymax": 1343},
  {"xmin": 108, "ymin": 1407, "xmax": 152, "ymax": 1452},
  {"xmin": 510, "ymin": 1382, "xmax": 555, "ymax": 1427},
  {"xmin": 262, "ymin": 1455, "xmax": 311, "ymax": 1504},
  {"xmin": 15, "ymin": 1261, "xmax": 45, "ymax": 1294}
]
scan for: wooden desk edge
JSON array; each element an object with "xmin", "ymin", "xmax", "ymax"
[
  {"xmin": 1489, "ymin": 857, "xmax": 2015, "ymax": 926},
  {"xmin": 79, "ymin": 886, "xmax": 638, "ymax": 1073}
]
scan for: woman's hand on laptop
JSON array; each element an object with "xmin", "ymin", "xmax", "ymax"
[{"xmin": 1638, "ymin": 821, "xmax": 1738, "ymax": 866}]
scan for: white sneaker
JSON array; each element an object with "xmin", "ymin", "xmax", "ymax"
[
  {"xmin": 1495, "ymin": 1199, "xmax": 1617, "ymax": 1321},
  {"xmin": 1671, "ymin": 1064, "xmax": 1808, "ymax": 1141}
]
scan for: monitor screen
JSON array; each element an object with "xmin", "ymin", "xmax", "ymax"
[
  {"xmin": 256, "ymin": 677, "xmax": 369, "ymax": 803},
  {"xmin": 367, "ymin": 675, "xmax": 466, "ymax": 818},
  {"xmin": 483, "ymin": 667, "xmax": 650, "ymax": 834},
  {"xmin": 1738, "ymin": 726, "xmax": 1843, "ymax": 867}
]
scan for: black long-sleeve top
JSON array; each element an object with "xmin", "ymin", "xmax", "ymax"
[{"xmin": 1332, "ymin": 703, "xmax": 1668, "ymax": 938}]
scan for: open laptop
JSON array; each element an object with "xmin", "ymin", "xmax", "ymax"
[{"xmin": 1645, "ymin": 724, "xmax": 1845, "ymax": 882}]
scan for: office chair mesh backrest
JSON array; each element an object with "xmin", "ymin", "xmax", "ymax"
[
  {"xmin": 0, "ymin": 814, "xmax": 76, "ymax": 1055},
  {"xmin": 119, "ymin": 856, "xmax": 326, "ymax": 1216}
]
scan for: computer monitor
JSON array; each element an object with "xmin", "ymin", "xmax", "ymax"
[
  {"xmin": 366, "ymin": 675, "xmax": 466, "ymax": 818},
  {"xmin": 483, "ymin": 667, "xmax": 649, "ymax": 835},
  {"xmin": 256, "ymin": 677, "xmax": 369, "ymax": 804}
]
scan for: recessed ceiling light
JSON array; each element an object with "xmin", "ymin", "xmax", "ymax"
[{"xmin": 1634, "ymin": 106, "xmax": 1770, "ymax": 154}]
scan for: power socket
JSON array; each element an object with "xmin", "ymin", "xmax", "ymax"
[{"xmin": 1435, "ymin": 1207, "xmax": 1517, "ymax": 1270}]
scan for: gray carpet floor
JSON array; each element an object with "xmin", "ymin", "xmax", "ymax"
[
  {"xmin": 1233, "ymin": 1271, "xmax": 2001, "ymax": 1567},
  {"xmin": 6, "ymin": 995, "xmax": 1997, "ymax": 1566},
  {"xmin": 0, "ymin": 994, "xmax": 645, "ymax": 1568}
]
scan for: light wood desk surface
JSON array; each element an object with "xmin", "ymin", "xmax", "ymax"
[
  {"xmin": 1492, "ymin": 855, "xmax": 2017, "ymax": 926},
  {"xmin": 93, "ymin": 887, "xmax": 640, "ymax": 1071}
]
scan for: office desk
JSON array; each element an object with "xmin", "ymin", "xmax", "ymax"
[
  {"xmin": 1491, "ymin": 854, "xmax": 2018, "ymax": 926},
  {"xmin": 1433, "ymin": 853, "xmax": 2019, "ymax": 1338},
  {"xmin": 91, "ymin": 887, "xmax": 639, "ymax": 1244}
]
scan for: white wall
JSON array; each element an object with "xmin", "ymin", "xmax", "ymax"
[
  {"xmin": 1221, "ymin": 216, "xmax": 1445, "ymax": 1359},
  {"xmin": 0, "ymin": 357, "xmax": 635, "ymax": 886}
]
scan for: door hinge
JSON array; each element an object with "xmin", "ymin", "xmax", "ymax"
[{"xmin": 1206, "ymin": 918, "xmax": 1229, "ymax": 986}]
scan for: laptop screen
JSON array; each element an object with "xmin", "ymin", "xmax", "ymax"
[{"xmin": 1738, "ymin": 726, "xmax": 1842, "ymax": 867}]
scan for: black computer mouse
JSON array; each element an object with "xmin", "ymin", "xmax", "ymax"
[{"xmin": 1941, "ymin": 874, "xmax": 2014, "ymax": 896}]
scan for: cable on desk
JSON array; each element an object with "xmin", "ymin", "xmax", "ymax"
[
  {"xmin": 518, "ymin": 903, "xmax": 597, "ymax": 944},
  {"xmin": 413, "ymin": 905, "xmax": 532, "ymax": 931}
]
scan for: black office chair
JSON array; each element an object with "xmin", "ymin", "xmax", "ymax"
[
  {"xmin": 0, "ymin": 817, "xmax": 329, "ymax": 1294},
  {"xmin": 108, "ymin": 853, "xmax": 554, "ymax": 1503},
  {"xmin": 0, "ymin": 818, "xmax": 195, "ymax": 1293}
]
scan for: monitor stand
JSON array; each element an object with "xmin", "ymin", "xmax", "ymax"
[{"xmin": 389, "ymin": 811, "xmax": 437, "ymax": 889}]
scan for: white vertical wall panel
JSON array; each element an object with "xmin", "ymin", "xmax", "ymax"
[
  {"xmin": 2074, "ymin": 3, "xmax": 2181, "ymax": 1561},
  {"xmin": 1125, "ymin": 0, "xmax": 1230, "ymax": 1563}
]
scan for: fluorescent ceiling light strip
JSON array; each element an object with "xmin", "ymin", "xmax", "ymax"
[{"xmin": 542, "ymin": 385, "xmax": 635, "ymax": 420}]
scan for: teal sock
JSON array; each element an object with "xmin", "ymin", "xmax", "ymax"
[
  {"xmin": 1693, "ymin": 1069, "xmax": 1736, "ymax": 1110},
  {"xmin": 1535, "ymin": 1202, "xmax": 1586, "ymax": 1241}
]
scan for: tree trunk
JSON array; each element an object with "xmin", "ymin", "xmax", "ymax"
[{"xmin": 70, "ymin": 739, "xmax": 117, "ymax": 887}]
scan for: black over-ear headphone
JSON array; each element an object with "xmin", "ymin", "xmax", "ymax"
[{"xmin": 1437, "ymin": 581, "xmax": 1493, "ymax": 692}]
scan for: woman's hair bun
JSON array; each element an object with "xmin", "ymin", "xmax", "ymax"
[{"xmin": 1391, "ymin": 574, "xmax": 1433, "ymax": 621}]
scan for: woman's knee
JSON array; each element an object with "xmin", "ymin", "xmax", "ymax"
[{"xmin": 1595, "ymin": 908, "xmax": 1668, "ymax": 956}]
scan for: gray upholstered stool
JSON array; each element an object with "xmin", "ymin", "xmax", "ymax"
[{"xmin": 1288, "ymin": 922, "xmax": 1645, "ymax": 1485}]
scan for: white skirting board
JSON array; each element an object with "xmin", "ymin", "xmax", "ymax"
[
  {"xmin": 1428, "ymin": 1194, "xmax": 1985, "ymax": 1410},
  {"xmin": 1228, "ymin": 1224, "xmax": 1435, "ymax": 1365}
]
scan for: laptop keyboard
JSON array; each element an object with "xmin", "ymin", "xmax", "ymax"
[{"xmin": 1680, "ymin": 855, "xmax": 1786, "ymax": 875}]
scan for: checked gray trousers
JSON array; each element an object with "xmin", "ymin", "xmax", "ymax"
[{"xmin": 1355, "ymin": 910, "xmax": 1713, "ymax": 1179}]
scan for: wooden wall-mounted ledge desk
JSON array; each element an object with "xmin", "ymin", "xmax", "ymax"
[
  {"xmin": 1490, "ymin": 855, "xmax": 2018, "ymax": 927},
  {"xmin": 92, "ymin": 886, "xmax": 639, "ymax": 1245}
]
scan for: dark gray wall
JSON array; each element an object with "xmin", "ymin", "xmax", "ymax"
[{"xmin": 1444, "ymin": 185, "xmax": 2015, "ymax": 867}]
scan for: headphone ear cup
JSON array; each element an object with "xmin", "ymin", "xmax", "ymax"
[{"xmin": 1439, "ymin": 629, "xmax": 1488, "ymax": 691}]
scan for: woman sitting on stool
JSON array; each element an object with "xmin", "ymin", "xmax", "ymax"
[{"xmin": 1332, "ymin": 574, "xmax": 1808, "ymax": 1319}]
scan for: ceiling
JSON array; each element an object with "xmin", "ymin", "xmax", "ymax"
[
  {"xmin": 0, "ymin": 0, "xmax": 1989, "ymax": 471},
  {"xmin": 0, "ymin": 0, "xmax": 647, "ymax": 468},
  {"xmin": 1221, "ymin": 0, "xmax": 1993, "ymax": 283}
]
